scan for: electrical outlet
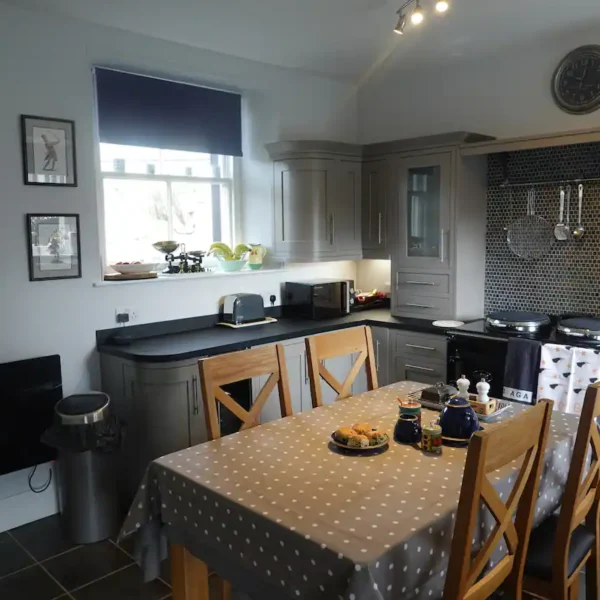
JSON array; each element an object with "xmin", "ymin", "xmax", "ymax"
[{"xmin": 115, "ymin": 307, "xmax": 138, "ymax": 324}]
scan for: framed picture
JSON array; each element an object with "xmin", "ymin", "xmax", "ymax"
[
  {"xmin": 21, "ymin": 115, "xmax": 77, "ymax": 186},
  {"xmin": 26, "ymin": 214, "xmax": 81, "ymax": 281}
]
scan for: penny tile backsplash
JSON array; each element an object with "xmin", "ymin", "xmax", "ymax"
[{"xmin": 485, "ymin": 142, "xmax": 600, "ymax": 316}]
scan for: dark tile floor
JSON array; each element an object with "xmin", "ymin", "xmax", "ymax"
[{"xmin": 0, "ymin": 515, "xmax": 171, "ymax": 600}]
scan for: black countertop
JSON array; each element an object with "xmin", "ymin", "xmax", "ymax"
[{"xmin": 97, "ymin": 309, "xmax": 458, "ymax": 363}]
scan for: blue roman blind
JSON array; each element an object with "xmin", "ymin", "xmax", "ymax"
[{"xmin": 94, "ymin": 68, "xmax": 242, "ymax": 157}]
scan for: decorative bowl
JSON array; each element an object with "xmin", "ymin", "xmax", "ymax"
[
  {"xmin": 217, "ymin": 259, "xmax": 247, "ymax": 272},
  {"xmin": 439, "ymin": 396, "xmax": 480, "ymax": 446},
  {"xmin": 152, "ymin": 240, "xmax": 179, "ymax": 254},
  {"xmin": 110, "ymin": 263, "xmax": 158, "ymax": 274},
  {"xmin": 394, "ymin": 414, "xmax": 422, "ymax": 445}
]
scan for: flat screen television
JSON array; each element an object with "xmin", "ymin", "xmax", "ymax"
[{"xmin": 0, "ymin": 354, "xmax": 62, "ymax": 476}]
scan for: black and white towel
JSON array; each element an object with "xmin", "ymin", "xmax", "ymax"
[
  {"xmin": 538, "ymin": 344, "xmax": 600, "ymax": 414},
  {"xmin": 503, "ymin": 338, "xmax": 542, "ymax": 404}
]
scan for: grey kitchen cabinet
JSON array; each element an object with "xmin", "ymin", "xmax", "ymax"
[
  {"xmin": 372, "ymin": 326, "xmax": 391, "ymax": 387},
  {"xmin": 100, "ymin": 355, "xmax": 207, "ymax": 503},
  {"xmin": 362, "ymin": 159, "xmax": 390, "ymax": 259},
  {"xmin": 395, "ymin": 152, "xmax": 453, "ymax": 271},
  {"xmin": 389, "ymin": 330, "xmax": 447, "ymax": 386},
  {"xmin": 266, "ymin": 141, "xmax": 363, "ymax": 262}
]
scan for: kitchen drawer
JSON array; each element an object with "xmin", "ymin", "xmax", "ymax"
[
  {"xmin": 393, "ymin": 331, "xmax": 447, "ymax": 363},
  {"xmin": 394, "ymin": 293, "xmax": 452, "ymax": 319},
  {"xmin": 393, "ymin": 357, "xmax": 447, "ymax": 387},
  {"xmin": 396, "ymin": 272, "xmax": 450, "ymax": 296}
]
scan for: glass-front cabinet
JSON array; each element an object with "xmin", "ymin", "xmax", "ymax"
[{"xmin": 396, "ymin": 152, "xmax": 452, "ymax": 270}]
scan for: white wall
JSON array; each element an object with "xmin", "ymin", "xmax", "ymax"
[
  {"xmin": 355, "ymin": 260, "xmax": 392, "ymax": 294},
  {"xmin": 358, "ymin": 25, "xmax": 600, "ymax": 143},
  {"xmin": 0, "ymin": 2, "xmax": 357, "ymax": 529}
]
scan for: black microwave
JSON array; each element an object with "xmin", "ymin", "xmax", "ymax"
[{"xmin": 283, "ymin": 280, "xmax": 355, "ymax": 319}]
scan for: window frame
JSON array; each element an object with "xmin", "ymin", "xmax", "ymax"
[{"xmin": 96, "ymin": 150, "xmax": 239, "ymax": 271}]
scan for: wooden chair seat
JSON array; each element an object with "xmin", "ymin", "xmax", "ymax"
[
  {"xmin": 305, "ymin": 325, "xmax": 378, "ymax": 408},
  {"xmin": 443, "ymin": 400, "xmax": 554, "ymax": 600}
]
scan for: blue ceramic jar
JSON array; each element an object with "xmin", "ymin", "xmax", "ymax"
[
  {"xmin": 439, "ymin": 396, "xmax": 480, "ymax": 446},
  {"xmin": 394, "ymin": 414, "xmax": 422, "ymax": 444}
]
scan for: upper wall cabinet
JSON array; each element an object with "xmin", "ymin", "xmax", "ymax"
[
  {"xmin": 362, "ymin": 159, "xmax": 390, "ymax": 260},
  {"xmin": 395, "ymin": 152, "xmax": 452, "ymax": 271},
  {"xmin": 267, "ymin": 141, "xmax": 362, "ymax": 262}
]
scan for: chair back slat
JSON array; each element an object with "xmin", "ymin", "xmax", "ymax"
[
  {"xmin": 199, "ymin": 344, "xmax": 292, "ymax": 441},
  {"xmin": 551, "ymin": 382, "xmax": 600, "ymax": 581},
  {"xmin": 443, "ymin": 400, "xmax": 554, "ymax": 600},
  {"xmin": 305, "ymin": 326, "xmax": 378, "ymax": 408}
]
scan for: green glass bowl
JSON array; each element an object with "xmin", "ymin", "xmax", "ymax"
[{"xmin": 218, "ymin": 260, "xmax": 247, "ymax": 272}]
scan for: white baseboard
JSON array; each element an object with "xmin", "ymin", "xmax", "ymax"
[{"xmin": 0, "ymin": 462, "xmax": 59, "ymax": 533}]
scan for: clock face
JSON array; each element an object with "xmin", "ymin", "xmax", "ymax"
[{"xmin": 552, "ymin": 46, "xmax": 600, "ymax": 114}]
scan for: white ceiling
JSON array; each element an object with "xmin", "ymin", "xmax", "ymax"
[{"xmin": 8, "ymin": 0, "xmax": 600, "ymax": 81}]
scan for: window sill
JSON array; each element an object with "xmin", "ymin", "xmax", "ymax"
[{"xmin": 92, "ymin": 267, "xmax": 290, "ymax": 287}]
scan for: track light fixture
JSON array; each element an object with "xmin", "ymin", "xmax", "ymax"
[
  {"xmin": 411, "ymin": 0, "xmax": 424, "ymax": 25},
  {"xmin": 394, "ymin": 10, "xmax": 407, "ymax": 35},
  {"xmin": 394, "ymin": 0, "xmax": 450, "ymax": 34}
]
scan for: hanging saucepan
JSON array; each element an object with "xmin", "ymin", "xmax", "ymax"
[{"xmin": 507, "ymin": 188, "xmax": 555, "ymax": 260}]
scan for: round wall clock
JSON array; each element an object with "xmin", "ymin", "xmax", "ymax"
[{"xmin": 552, "ymin": 45, "xmax": 600, "ymax": 114}]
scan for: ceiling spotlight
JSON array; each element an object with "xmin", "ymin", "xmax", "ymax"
[
  {"xmin": 411, "ymin": 0, "xmax": 424, "ymax": 25},
  {"xmin": 435, "ymin": 1, "xmax": 449, "ymax": 12},
  {"xmin": 394, "ymin": 11, "xmax": 407, "ymax": 35}
]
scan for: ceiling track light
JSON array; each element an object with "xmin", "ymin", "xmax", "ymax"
[
  {"xmin": 393, "ymin": 0, "xmax": 450, "ymax": 34},
  {"xmin": 411, "ymin": 0, "xmax": 424, "ymax": 25}
]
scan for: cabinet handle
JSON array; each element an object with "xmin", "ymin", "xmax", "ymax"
[
  {"xmin": 378, "ymin": 212, "xmax": 383, "ymax": 245},
  {"xmin": 304, "ymin": 353, "xmax": 308, "ymax": 384},
  {"xmin": 395, "ymin": 272, "xmax": 399, "ymax": 289},
  {"xmin": 405, "ymin": 343, "xmax": 436, "ymax": 351},
  {"xmin": 192, "ymin": 376, "xmax": 199, "ymax": 415},
  {"xmin": 376, "ymin": 340, "xmax": 380, "ymax": 371},
  {"xmin": 331, "ymin": 215, "xmax": 336, "ymax": 244},
  {"xmin": 405, "ymin": 281, "xmax": 436, "ymax": 286},
  {"xmin": 405, "ymin": 364, "xmax": 436, "ymax": 372},
  {"xmin": 440, "ymin": 229, "xmax": 445, "ymax": 263},
  {"xmin": 403, "ymin": 303, "xmax": 434, "ymax": 309}
]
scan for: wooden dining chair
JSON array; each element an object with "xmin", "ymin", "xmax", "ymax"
[
  {"xmin": 522, "ymin": 383, "xmax": 600, "ymax": 600},
  {"xmin": 305, "ymin": 325, "xmax": 378, "ymax": 408},
  {"xmin": 173, "ymin": 345, "xmax": 293, "ymax": 600},
  {"xmin": 199, "ymin": 343, "xmax": 293, "ymax": 441},
  {"xmin": 443, "ymin": 400, "xmax": 554, "ymax": 600}
]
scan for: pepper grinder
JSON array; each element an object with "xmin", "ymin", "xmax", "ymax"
[
  {"xmin": 457, "ymin": 374, "xmax": 470, "ymax": 401},
  {"xmin": 476, "ymin": 378, "xmax": 491, "ymax": 404}
]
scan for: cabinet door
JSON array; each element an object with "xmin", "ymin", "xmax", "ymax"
[
  {"xmin": 393, "ymin": 358, "xmax": 446, "ymax": 387},
  {"xmin": 273, "ymin": 158, "xmax": 335, "ymax": 259},
  {"xmin": 256, "ymin": 341, "xmax": 305, "ymax": 422},
  {"xmin": 396, "ymin": 152, "xmax": 452, "ymax": 270},
  {"xmin": 372, "ymin": 327, "xmax": 390, "ymax": 387},
  {"xmin": 362, "ymin": 160, "xmax": 389, "ymax": 259},
  {"xmin": 351, "ymin": 352, "xmax": 368, "ymax": 395},
  {"xmin": 333, "ymin": 159, "xmax": 362, "ymax": 258},
  {"xmin": 320, "ymin": 355, "xmax": 353, "ymax": 405}
]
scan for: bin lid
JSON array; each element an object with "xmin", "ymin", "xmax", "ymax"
[{"xmin": 55, "ymin": 393, "xmax": 110, "ymax": 426}]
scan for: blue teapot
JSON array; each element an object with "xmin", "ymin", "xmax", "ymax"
[
  {"xmin": 439, "ymin": 396, "xmax": 480, "ymax": 446},
  {"xmin": 394, "ymin": 414, "xmax": 422, "ymax": 445}
]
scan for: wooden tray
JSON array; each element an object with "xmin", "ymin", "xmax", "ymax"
[
  {"xmin": 468, "ymin": 394, "xmax": 497, "ymax": 416},
  {"xmin": 217, "ymin": 317, "xmax": 277, "ymax": 329},
  {"xmin": 104, "ymin": 272, "xmax": 158, "ymax": 281},
  {"xmin": 330, "ymin": 433, "xmax": 389, "ymax": 451}
]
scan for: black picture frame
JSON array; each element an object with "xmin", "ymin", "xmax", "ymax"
[
  {"xmin": 21, "ymin": 115, "xmax": 78, "ymax": 187},
  {"xmin": 26, "ymin": 214, "xmax": 82, "ymax": 281}
]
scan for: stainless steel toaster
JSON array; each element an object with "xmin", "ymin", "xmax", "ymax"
[{"xmin": 221, "ymin": 293, "xmax": 265, "ymax": 325}]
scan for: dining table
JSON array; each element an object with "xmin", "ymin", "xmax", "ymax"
[{"xmin": 120, "ymin": 381, "xmax": 579, "ymax": 600}]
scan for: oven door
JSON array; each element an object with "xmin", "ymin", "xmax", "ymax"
[{"xmin": 447, "ymin": 333, "xmax": 508, "ymax": 399}]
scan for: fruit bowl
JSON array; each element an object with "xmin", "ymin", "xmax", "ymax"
[
  {"xmin": 110, "ymin": 263, "xmax": 158, "ymax": 275},
  {"xmin": 217, "ymin": 259, "xmax": 247, "ymax": 272}
]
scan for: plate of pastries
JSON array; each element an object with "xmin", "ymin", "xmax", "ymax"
[{"xmin": 331, "ymin": 423, "xmax": 389, "ymax": 451}]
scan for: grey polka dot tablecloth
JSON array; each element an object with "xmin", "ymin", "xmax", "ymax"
[{"xmin": 120, "ymin": 382, "xmax": 579, "ymax": 600}]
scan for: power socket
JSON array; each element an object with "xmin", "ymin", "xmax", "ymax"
[{"xmin": 115, "ymin": 307, "xmax": 137, "ymax": 325}]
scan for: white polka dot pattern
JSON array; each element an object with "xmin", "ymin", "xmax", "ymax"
[{"xmin": 119, "ymin": 381, "xmax": 578, "ymax": 600}]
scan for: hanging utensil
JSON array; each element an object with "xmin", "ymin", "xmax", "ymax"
[
  {"xmin": 564, "ymin": 184, "xmax": 571, "ymax": 239},
  {"xmin": 572, "ymin": 183, "xmax": 585, "ymax": 239},
  {"xmin": 554, "ymin": 187, "xmax": 568, "ymax": 240},
  {"xmin": 507, "ymin": 188, "xmax": 555, "ymax": 260}
]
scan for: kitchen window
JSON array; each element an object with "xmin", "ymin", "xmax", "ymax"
[
  {"xmin": 100, "ymin": 144, "xmax": 235, "ymax": 263},
  {"xmin": 94, "ymin": 67, "xmax": 242, "ymax": 265}
]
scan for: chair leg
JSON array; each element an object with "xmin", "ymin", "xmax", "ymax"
[
  {"xmin": 586, "ymin": 548, "xmax": 599, "ymax": 600},
  {"xmin": 569, "ymin": 574, "xmax": 580, "ymax": 600},
  {"xmin": 219, "ymin": 578, "xmax": 232, "ymax": 600},
  {"xmin": 170, "ymin": 543, "xmax": 211, "ymax": 600}
]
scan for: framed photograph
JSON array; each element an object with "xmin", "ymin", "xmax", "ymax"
[
  {"xmin": 21, "ymin": 115, "xmax": 77, "ymax": 186},
  {"xmin": 26, "ymin": 214, "xmax": 81, "ymax": 281}
]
